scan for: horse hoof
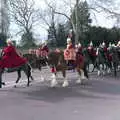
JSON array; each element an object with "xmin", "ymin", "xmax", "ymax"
[
  {"xmin": 51, "ymin": 79, "xmax": 58, "ymax": 87},
  {"xmin": 97, "ymin": 71, "xmax": 100, "ymax": 76},
  {"xmin": 2, "ymin": 82, "xmax": 5, "ymax": 86},
  {"xmin": 40, "ymin": 77, "xmax": 45, "ymax": 82},
  {"xmin": 81, "ymin": 77, "xmax": 87, "ymax": 80},
  {"xmin": 76, "ymin": 79, "xmax": 82, "ymax": 84},
  {"xmin": 14, "ymin": 85, "xmax": 17, "ymax": 88},
  {"xmin": 51, "ymin": 82, "xmax": 57, "ymax": 88},
  {"xmin": 62, "ymin": 81, "xmax": 69, "ymax": 87}
]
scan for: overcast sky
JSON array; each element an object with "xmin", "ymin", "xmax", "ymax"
[{"xmin": 9, "ymin": 0, "xmax": 118, "ymax": 44}]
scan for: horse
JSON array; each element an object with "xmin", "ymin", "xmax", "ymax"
[
  {"xmin": 0, "ymin": 50, "xmax": 34, "ymax": 88},
  {"xmin": 0, "ymin": 62, "xmax": 33, "ymax": 88},
  {"xmin": 108, "ymin": 46, "xmax": 119, "ymax": 77},
  {"xmin": 82, "ymin": 48, "xmax": 96, "ymax": 72},
  {"xmin": 95, "ymin": 47, "xmax": 112, "ymax": 76},
  {"xmin": 47, "ymin": 50, "xmax": 89, "ymax": 87}
]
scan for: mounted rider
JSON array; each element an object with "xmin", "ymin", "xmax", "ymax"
[
  {"xmin": 100, "ymin": 42, "xmax": 112, "ymax": 61},
  {"xmin": 64, "ymin": 37, "xmax": 76, "ymax": 67},
  {"xmin": 87, "ymin": 41, "xmax": 96, "ymax": 57},
  {"xmin": 0, "ymin": 39, "xmax": 27, "ymax": 69},
  {"xmin": 76, "ymin": 43, "xmax": 83, "ymax": 54},
  {"xmin": 35, "ymin": 42, "xmax": 49, "ymax": 58},
  {"xmin": 75, "ymin": 42, "xmax": 85, "ymax": 68},
  {"xmin": 116, "ymin": 41, "xmax": 120, "ymax": 59},
  {"xmin": 41, "ymin": 42, "xmax": 49, "ymax": 57}
]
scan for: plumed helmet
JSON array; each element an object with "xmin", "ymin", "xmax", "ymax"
[
  {"xmin": 6, "ymin": 39, "xmax": 13, "ymax": 45},
  {"xmin": 78, "ymin": 43, "xmax": 82, "ymax": 47},
  {"xmin": 109, "ymin": 42, "xmax": 112, "ymax": 47},
  {"xmin": 67, "ymin": 38, "xmax": 72, "ymax": 44},
  {"xmin": 102, "ymin": 42, "xmax": 105, "ymax": 46},
  {"xmin": 90, "ymin": 41, "xmax": 93, "ymax": 46},
  {"xmin": 117, "ymin": 41, "xmax": 120, "ymax": 46}
]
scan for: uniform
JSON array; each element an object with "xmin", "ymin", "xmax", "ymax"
[{"xmin": 0, "ymin": 45, "xmax": 27, "ymax": 69}]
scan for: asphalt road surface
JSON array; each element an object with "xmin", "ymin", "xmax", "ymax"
[{"xmin": 0, "ymin": 68, "xmax": 120, "ymax": 120}]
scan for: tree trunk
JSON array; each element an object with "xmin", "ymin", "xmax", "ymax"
[{"xmin": 75, "ymin": 0, "xmax": 79, "ymax": 44}]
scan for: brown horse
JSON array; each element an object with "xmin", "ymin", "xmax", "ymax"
[{"xmin": 47, "ymin": 50, "xmax": 89, "ymax": 87}]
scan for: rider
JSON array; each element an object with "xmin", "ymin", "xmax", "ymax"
[
  {"xmin": 41, "ymin": 42, "xmax": 49, "ymax": 57},
  {"xmin": 87, "ymin": 41, "xmax": 96, "ymax": 57},
  {"xmin": 64, "ymin": 37, "xmax": 76, "ymax": 67},
  {"xmin": 101, "ymin": 42, "xmax": 112, "ymax": 61},
  {"xmin": 77, "ymin": 43, "xmax": 83, "ymax": 54},
  {"xmin": 75, "ymin": 42, "xmax": 85, "ymax": 68},
  {"xmin": 0, "ymin": 39, "xmax": 27, "ymax": 69},
  {"xmin": 41, "ymin": 42, "xmax": 49, "ymax": 53},
  {"xmin": 116, "ymin": 41, "xmax": 120, "ymax": 59}
]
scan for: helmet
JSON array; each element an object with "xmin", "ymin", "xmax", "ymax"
[
  {"xmin": 6, "ymin": 39, "xmax": 13, "ymax": 45},
  {"xmin": 78, "ymin": 43, "xmax": 82, "ymax": 47},
  {"xmin": 102, "ymin": 42, "xmax": 105, "ymax": 46},
  {"xmin": 67, "ymin": 38, "xmax": 72, "ymax": 44},
  {"xmin": 90, "ymin": 41, "xmax": 93, "ymax": 46}
]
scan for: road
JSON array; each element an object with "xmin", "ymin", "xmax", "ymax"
[{"xmin": 0, "ymin": 68, "xmax": 120, "ymax": 120}]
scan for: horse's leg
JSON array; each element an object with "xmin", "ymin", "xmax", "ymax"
[
  {"xmin": 92, "ymin": 62, "xmax": 96, "ymax": 72},
  {"xmin": 39, "ymin": 70, "xmax": 45, "ymax": 82},
  {"xmin": 23, "ymin": 64, "xmax": 31, "ymax": 87},
  {"xmin": 0, "ymin": 69, "xmax": 3, "ymax": 88},
  {"xmin": 28, "ymin": 63, "xmax": 34, "ymax": 81},
  {"xmin": 14, "ymin": 70, "xmax": 21, "ymax": 87},
  {"xmin": 113, "ymin": 62, "xmax": 117, "ymax": 77},
  {"xmin": 83, "ymin": 64, "xmax": 89, "ymax": 79},
  {"xmin": 0, "ymin": 69, "xmax": 5, "ymax": 88},
  {"xmin": 87, "ymin": 62, "xmax": 90, "ymax": 72},
  {"xmin": 102, "ymin": 63, "xmax": 106, "ymax": 75},
  {"xmin": 76, "ymin": 68, "xmax": 82, "ymax": 84},
  {"xmin": 107, "ymin": 61, "xmax": 112, "ymax": 74},
  {"xmin": 62, "ymin": 69, "xmax": 69, "ymax": 87},
  {"xmin": 50, "ymin": 72, "xmax": 58, "ymax": 87},
  {"xmin": 96, "ymin": 61, "xmax": 101, "ymax": 76},
  {"xmin": 37, "ymin": 60, "xmax": 45, "ymax": 82}
]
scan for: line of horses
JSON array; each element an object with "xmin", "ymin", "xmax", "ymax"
[{"xmin": 0, "ymin": 45, "xmax": 120, "ymax": 88}]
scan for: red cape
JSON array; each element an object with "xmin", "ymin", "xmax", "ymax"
[{"xmin": 0, "ymin": 46, "xmax": 27, "ymax": 68}]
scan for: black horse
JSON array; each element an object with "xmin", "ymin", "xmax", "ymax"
[
  {"xmin": 109, "ymin": 46, "xmax": 119, "ymax": 77},
  {"xmin": 0, "ymin": 51, "xmax": 33, "ymax": 88},
  {"xmin": 95, "ymin": 47, "xmax": 112, "ymax": 76},
  {"xmin": 82, "ymin": 48, "xmax": 96, "ymax": 72}
]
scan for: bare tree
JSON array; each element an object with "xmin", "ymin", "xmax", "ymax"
[
  {"xmin": 43, "ymin": 0, "xmax": 120, "ymax": 44},
  {"xmin": 38, "ymin": 0, "xmax": 63, "ymax": 45},
  {"xmin": 8, "ymin": 0, "xmax": 39, "ymax": 46}
]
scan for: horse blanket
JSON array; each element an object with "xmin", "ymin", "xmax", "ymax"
[{"xmin": 64, "ymin": 48, "xmax": 76, "ymax": 60}]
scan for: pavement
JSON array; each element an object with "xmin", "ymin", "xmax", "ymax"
[{"xmin": 0, "ymin": 68, "xmax": 120, "ymax": 120}]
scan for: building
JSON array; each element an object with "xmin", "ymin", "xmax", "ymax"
[{"xmin": 0, "ymin": 0, "xmax": 9, "ymax": 35}]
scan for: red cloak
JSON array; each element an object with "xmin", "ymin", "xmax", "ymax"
[{"xmin": 0, "ymin": 46, "xmax": 27, "ymax": 68}]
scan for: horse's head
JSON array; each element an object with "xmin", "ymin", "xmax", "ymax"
[{"xmin": 47, "ymin": 49, "xmax": 64, "ymax": 67}]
